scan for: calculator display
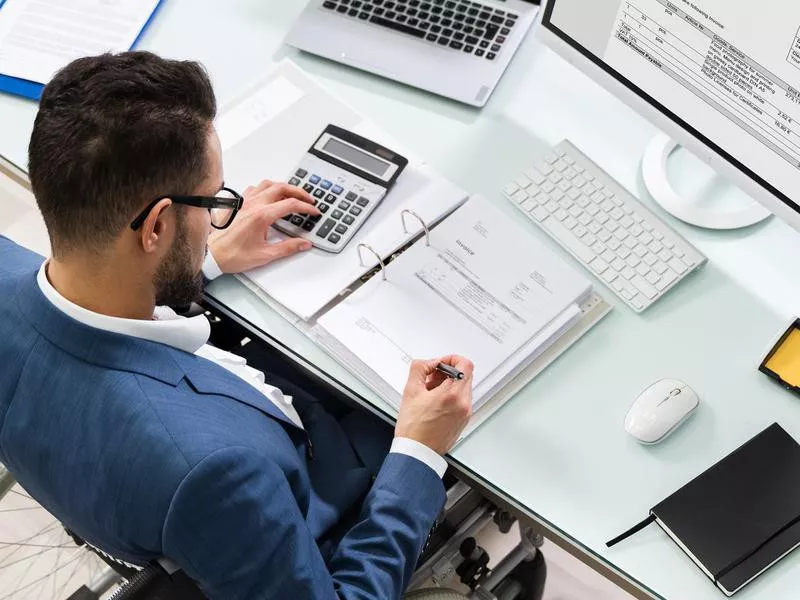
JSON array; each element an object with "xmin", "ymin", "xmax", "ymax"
[{"xmin": 321, "ymin": 137, "xmax": 391, "ymax": 178}]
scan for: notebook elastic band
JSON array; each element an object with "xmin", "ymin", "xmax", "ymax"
[
  {"xmin": 714, "ymin": 511, "xmax": 800, "ymax": 584},
  {"xmin": 606, "ymin": 514, "xmax": 656, "ymax": 547}
]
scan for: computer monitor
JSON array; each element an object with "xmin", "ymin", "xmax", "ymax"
[{"xmin": 537, "ymin": 0, "xmax": 800, "ymax": 230}]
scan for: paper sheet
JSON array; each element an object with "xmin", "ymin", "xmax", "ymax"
[
  {"xmin": 317, "ymin": 196, "xmax": 593, "ymax": 397},
  {"xmin": 216, "ymin": 76, "xmax": 305, "ymax": 152},
  {"xmin": 0, "ymin": 0, "xmax": 160, "ymax": 84}
]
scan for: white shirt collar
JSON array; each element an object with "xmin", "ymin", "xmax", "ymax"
[{"xmin": 36, "ymin": 261, "xmax": 210, "ymax": 354}]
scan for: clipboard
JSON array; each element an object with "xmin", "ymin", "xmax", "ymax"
[{"xmin": 0, "ymin": 0, "xmax": 166, "ymax": 101}]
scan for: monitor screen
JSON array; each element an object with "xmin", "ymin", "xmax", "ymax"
[{"xmin": 542, "ymin": 0, "xmax": 800, "ymax": 216}]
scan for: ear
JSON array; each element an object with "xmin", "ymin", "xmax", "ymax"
[{"xmin": 138, "ymin": 198, "xmax": 174, "ymax": 254}]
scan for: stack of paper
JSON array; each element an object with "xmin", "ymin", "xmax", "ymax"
[{"xmin": 314, "ymin": 196, "xmax": 594, "ymax": 410}]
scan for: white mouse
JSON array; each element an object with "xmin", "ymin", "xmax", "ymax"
[{"xmin": 625, "ymin": 379, "xmax": 700, "ymax": 444}]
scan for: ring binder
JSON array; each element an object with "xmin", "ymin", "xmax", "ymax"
[
  {"xmin": 401, "ymin": 209, "xmax": 431, "ymax": 246},
  {"xmin": 357, "ymin": 243, "xmax": 387, "ymax": 281}
]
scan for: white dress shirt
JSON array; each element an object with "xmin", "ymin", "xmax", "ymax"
[{"xmin": 37, "ymin": 258, "xmax": 447, "ymax": 478}]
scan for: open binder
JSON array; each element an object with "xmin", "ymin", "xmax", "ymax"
[{"xmin": 224, "ymin": 61, "xmax": 612, "ymax": 442}]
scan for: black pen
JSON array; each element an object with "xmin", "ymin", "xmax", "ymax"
[{"xmin": 436, "ymin": 363, "xmax": 464, "ymax": 380}]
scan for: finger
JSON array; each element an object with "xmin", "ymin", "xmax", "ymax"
[
  {"xmin": 261, "ymin": 238, "xmax": 313, "ymax": 262},
  {"xmin": 407, "ymin": 359, "xmax": 440, "ymax": 391},
  {"xmin": 268, "ymin": 182, "xmax": 315, "ymax": 205},
  {"xmin": 262, "ymin": 199, "xmax": 320, "ymax": 223},
  {"xmin": 425, "ymin": 370, "xmax": 448, "ymax": 391},
  {"xmin": 244, "ymin": 180, "xmax": 273, "ymax": 199},
  {"xmin": 438, "ymin": 355, "xmax": 474, "ymax": 380}
]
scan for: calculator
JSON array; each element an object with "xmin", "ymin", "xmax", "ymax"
[{"xmin": 276, "ymin": 124, "xmax": 409, "ymax": 253}]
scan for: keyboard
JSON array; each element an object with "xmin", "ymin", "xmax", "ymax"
[
  {"xmin": 504, "ymin": 140, "xmax": 707, "ymax": 313},
  {"xmin": 320, "ymin": 0, "xmax": 519, "ymax": 61}
]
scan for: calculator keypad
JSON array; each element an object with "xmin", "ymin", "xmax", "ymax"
[{"xmin": 277, "ymin": 165, "xmax": 386, "ymax": 253}]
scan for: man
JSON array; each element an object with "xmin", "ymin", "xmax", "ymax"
[{"xmin": 0, "ymin": 52, "xmax": 473, "ymax": 599}]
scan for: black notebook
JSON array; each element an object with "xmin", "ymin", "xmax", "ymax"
[{"xmin": 610, "ymin": 423, "xmax": 800, "ymax": 596}]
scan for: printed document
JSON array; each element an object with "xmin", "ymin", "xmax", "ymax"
[
  {"xmin": 0, "ymin": 0, "xmax": 160, "ymax": 84},
  {"xmin": 317, "ymin": 196, "xmax": 593, "ymax": 402}
]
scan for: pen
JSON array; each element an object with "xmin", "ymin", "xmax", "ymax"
[{"xmin": 436, "ymin": 363, "xmax": 465, "ymax": 380}]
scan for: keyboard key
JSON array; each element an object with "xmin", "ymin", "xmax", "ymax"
[
  {"xmin": 303, "ymin": 184, "xmax": 315, "ymax": 193},
  {"xmin": 343, "ymin": 215, "xmax": 356, "ymax": 225},
  {"xmin": 338, "ymin": 201, "xmax": 352, "ymax": 210},
  {"xmin": 357, "ymin": 196, "xmax": 370, "ymax": 207},
  {"xmin": 309, "ymin": 175, "xmax": 321, "ymax": 184},
  {"xmin": 290, "ymin": 215, "xmax": 304, "ymax": 226},
  {"xmin": 332, "ymin": 210, "xmax": 344, "ymax": 219},
  {"xmin": 325, "ymin": 194, "xmax": 337, "ymax": 203},
  {"xmin": 542, "ymin": 218, "xmax": 594, "ymax": 263},
  {"xmin": 332, "ymin": 185, "xmax": 344, "ymax": 195},
  {"xmin": 295, "ymin": 168, "xmax": 308, "ymax": 178},
  {"xmin": 631, "ymin": 275, "xmax": 658, "ymax": 299},
  {"xmin": 335, "ymin": 224, "xmax": 348, "ymax": 235},
  {"xmin": 346, "ymin": 191, "xmax": 358, "ymax": 201},
  {"xmin": 656, "ymin": 270, "xmax": 678, "ymax": 291},
  {"xmin": 350, "ymin": 206, "xmax": 363, "ymax": 216},
  {"xmin": 328, "ymin": 233, "xmax": 342, "ymax": 244},
  {"xmin": 369, "ymin": 14, "xmax": 426, "ymax": 37},
  {"xmin": 318, "ymin": 203, "xmax": 330, "ymax": 213},
  {"xmin": 320, "ymin": 180, "xmax": 332, "ymax": 190},
  {"xmin": 313, "ymin": 189, "xmax": 325, "ymax": 199},
  {"xmin": 289, "ymin": 177, "xmax": 301, "ymax": 186},
  {"xmin": 301, "ymin": 220, "xmax": 315, "ymax": 232},
  {"xmin": 668, "ymin": 257, "xmax": 689, "ymax": 275},
  {"xmin": 316, "ymin": 219, "xmax": 336, "ymax": 238}
]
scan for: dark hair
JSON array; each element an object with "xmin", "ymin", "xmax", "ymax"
[{"xmin": 28, "ymin": 51, "xmax": 217, "ymax": 257}]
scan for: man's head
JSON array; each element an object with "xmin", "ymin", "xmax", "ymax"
[{"xmin": 29, "ymin": 51, "xmax": 221, "ymax": 307}]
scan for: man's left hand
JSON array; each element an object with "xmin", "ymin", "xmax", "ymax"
[{"xmin": 207, "ymin": 180, "xmax": 320, "ymax": 274}]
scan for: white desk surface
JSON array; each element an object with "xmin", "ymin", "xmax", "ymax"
[{"xmin": 4, "ymin": 2, "xmax": 800, "ymax": 598}]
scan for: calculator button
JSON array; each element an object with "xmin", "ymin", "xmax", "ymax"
[
  {"xmin": 325, "ymin": 194, "xmax": 337, "ymax": 203},
  {"xmin": 349, "ymin": 206, "xmax": 363, "ymax": 216},
  {"xmin": 335, "ymin": 224, "xmax": 348, "ymax": 235},
  {"xmin": 346, "ymin": 191, "xmax": 358, "ymax": 201},
  {"xmin": 332, "ymin": 210, "xmax": 344, "ymax": 219},
  {"xmin": 338, "ymin": 201, "xmax": 351, "ymax": 210},
  {"xmin": 320, "ymin": 180, "xmax": 332, "ymax": 190},
  {"xmin": 301, "ymin": 220, "xmax": 315, "ymax": 231},
  {"xmin": 290, "ymin": 215, "xmax": 305, "ymax": 226},
  {"xmin": 356, "ymin": 197, "xmax": 370, "ymax": 207},
  {"xmin": 309, "ymin": 175, "xmax": 321, "ymax": 184},
  {"xmin": 328, "ymin": 233, "xmax": 342, "ymax": 244},
  {"xmin": 343, "ymin": 215, "xmax": 355, "ymax": 225},
  {"xmin": 318, "ymin": 204, "xmax": 330, "ymax": 213},
  {"xmin": 303, "ymin": 184, "xmax": 314, "ymax": 193},
  {"xmin": 295, "ymin": 168, "xmax": 308, "ymax": 178},
  {"xmin": 289, "ymin": 177, "xmax": 300, "ymax": 186},
  {"xmin": 281, "ymin": 214, "xmax": 293, "ymax": 222},
  {"xmin": 313, "ymin": 189, "xmax": 325, "ymax": 199},
  {"xmin": 332, "ymin": 185, "xmax": 344, "ymax": 195},
  {"xmin": 307, "ymin": 214, "xmax": 322, "ymax": 223},
  {"xmin": 316, "ymin": 219, "xmax": 336, "ymax": 238}
]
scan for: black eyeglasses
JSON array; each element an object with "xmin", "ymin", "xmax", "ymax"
[{"xmin": 130, "ymin": 187, "xmax": 244, "ymax": 231}]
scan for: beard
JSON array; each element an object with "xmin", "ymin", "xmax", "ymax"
[{"xmin": 153, "ymin": 213, "xmax": 204, "ymax": 308}]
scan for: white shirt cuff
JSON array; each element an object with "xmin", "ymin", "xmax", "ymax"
[
  {"xmin": 390, "ymin": 437, "xmax": 448, "ymax": 479},
  {"xmin": 202, "ymin": 250, "xmax": 224, "ymax": 281}
]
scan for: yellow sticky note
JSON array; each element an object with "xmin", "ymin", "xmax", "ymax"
[{"xmin": 765, "ymin": 328, "xmax": 800, "ymax": 387}]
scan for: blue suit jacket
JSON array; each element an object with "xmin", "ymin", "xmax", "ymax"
[{"xmin": 0, "ymin": 236, "xmax": 445, "ymax": 599}]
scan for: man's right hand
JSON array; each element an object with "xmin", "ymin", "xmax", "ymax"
[{"xmin": 395, "ymin": 356, "xmax": 474, "ymax": 455}]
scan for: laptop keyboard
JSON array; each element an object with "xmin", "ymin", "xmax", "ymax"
[{"xmin": 321, "ymin": 0, "xmax": 518, "ymax": 61}]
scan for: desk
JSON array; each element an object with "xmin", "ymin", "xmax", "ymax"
[{"xmin": 4, "ymin": 2, "xmax": 800, "ymax": 598}]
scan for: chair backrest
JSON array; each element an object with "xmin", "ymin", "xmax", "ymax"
[{"xmin": 0, "ymin": 156, "xmax": 50, "ymax": 257}]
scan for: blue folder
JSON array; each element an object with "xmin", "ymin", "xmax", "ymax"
[{"xmin": 0, "ymin": 0, "xmax": 165, "ymax": 101}]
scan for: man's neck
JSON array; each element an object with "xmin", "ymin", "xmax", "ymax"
[{"xmin": 46, "ymin": 255, "xmax": 156, "ymax": 320}]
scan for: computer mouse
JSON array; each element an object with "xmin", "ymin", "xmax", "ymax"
[{"xmin": 625, "ymin": 379, "xmax": 700, "ymax": 444}]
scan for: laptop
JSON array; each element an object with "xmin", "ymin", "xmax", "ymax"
[{"xmin": 285, "ymin": 0, "xmax": 541, "ymax": 107}]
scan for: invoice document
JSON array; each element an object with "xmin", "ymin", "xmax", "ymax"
[{"xmin": 316, "ymin": 196, "xmax": 593, "ymax": 405}]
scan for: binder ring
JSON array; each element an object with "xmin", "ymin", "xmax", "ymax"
[
  {"xmin": 357, "ymin": 243, "xmax": 387, "ymax": 281},
  {"xmin": 401, "ymin": 209, "xmax": 431, "ymax": 246}
]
